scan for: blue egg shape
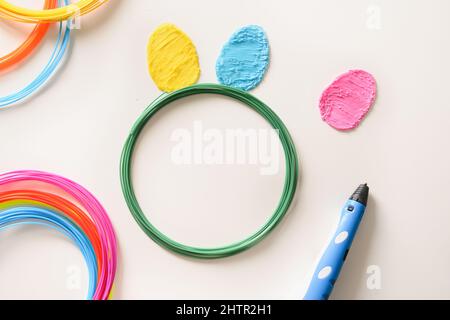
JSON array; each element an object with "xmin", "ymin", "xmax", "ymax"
[{"xmin": 216, "ymin": 25, "xmax": 270, "ymax": 91}]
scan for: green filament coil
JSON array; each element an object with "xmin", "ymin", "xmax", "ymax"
[{"xmin": 120, "ymin": 83, "xmax": 299, "ymax": 259}]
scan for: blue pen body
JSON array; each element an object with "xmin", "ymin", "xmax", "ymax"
[{"xmin": 304, "ymin": 184, "xmax": 369, "ymax": 300}]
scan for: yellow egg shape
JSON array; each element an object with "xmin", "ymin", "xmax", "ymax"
[{"xmin": 147, "ymin": 23, "xmax": 201, "ymax": 92}]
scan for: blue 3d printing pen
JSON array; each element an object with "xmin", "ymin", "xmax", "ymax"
[{"xmin": 304, "ymin": 184, "xmax": 369, "ymax": 300}]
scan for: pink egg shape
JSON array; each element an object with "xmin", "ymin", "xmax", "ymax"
[{"xmin": 319, "ymin": 70, "xmax": 377, "ymax": 131}]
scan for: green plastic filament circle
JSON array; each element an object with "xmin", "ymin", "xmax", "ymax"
[{"xmin": 120, "ymin": 83, "xmax": 299, "ymax": 259}]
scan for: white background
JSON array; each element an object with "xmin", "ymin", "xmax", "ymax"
[{"xmin": 0, "ymin": 0, "xmax": 449, "ymax": 300}]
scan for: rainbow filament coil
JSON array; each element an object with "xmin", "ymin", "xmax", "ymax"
[
  {"xmin": 0, "ymin": 0, "xmax": 71, "ymax": 109},
  {"xmin": 0, "ymin": 170, "xmax": 117, "ymax": 300}
]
